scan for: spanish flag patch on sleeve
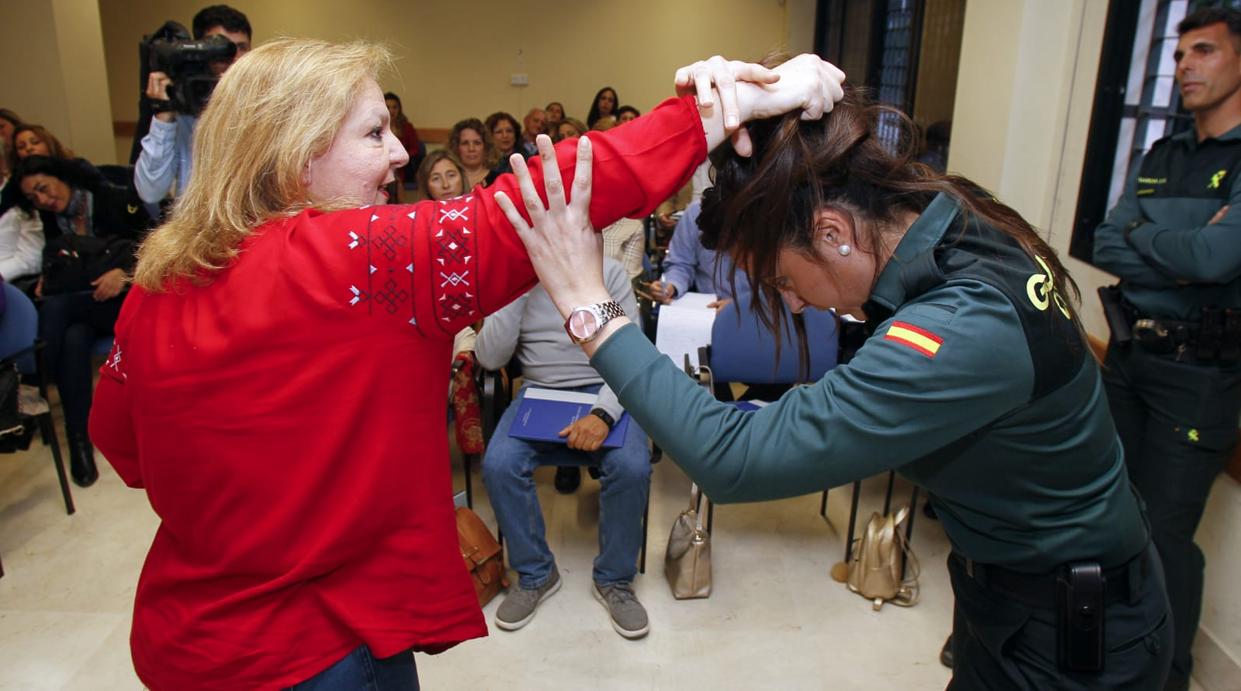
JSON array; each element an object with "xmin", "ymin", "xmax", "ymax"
[{"xmin": 884, "ymin": 321, "xmax": 943, "ymax": 358}]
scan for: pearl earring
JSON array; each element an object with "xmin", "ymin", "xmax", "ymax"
[{"xmin": 838, "ymin": 244, "xmax": 852, "ymax": 257}]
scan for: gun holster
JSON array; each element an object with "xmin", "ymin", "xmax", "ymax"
[{"xmin": 1098, "ymin": 285, "xmax": 1132, "ymax": 345}]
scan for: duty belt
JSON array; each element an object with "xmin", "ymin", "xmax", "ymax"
[{"xmin": 949, "ymin": 551, "xmax": 1147, "ymax": 609}]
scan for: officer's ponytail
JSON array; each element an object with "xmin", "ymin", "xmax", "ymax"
[{"xmin": 700, "ymin": 86, "xmax": 1086, "ymax": 357}]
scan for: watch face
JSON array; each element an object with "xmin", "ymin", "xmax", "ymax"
[{"xmin": 569, "ymin": 308, "xmax": 599, "ymax": 340}]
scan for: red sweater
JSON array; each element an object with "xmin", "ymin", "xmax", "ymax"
[{"xmin": 89, "ymin": 96, "xmax": 705, "ymax": 690}]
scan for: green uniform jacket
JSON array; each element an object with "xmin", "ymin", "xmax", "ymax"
[
  {"xmin": 592, "ymin": 193, "xmax": 1148, "ymax": 572},
  {"xmin": 1093, "ymin": 123, "xmax": 1241, "ymax": 319}
]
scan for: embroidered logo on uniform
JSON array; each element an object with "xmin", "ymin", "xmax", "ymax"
[
  {"xmin": 1026, "ymin": 255, "xmax": 1072, "ymax": 319},
  {"xmin": 884, "ymin": 321, "xmax": 943, "ymax": 358},
  {"xmin": 1188, "ymin": 428, "xmax": 1200, "ymax": 443},
  {"xmin": 1209, "ymin": 169, "xmax": 1228, "ymax": 190}
]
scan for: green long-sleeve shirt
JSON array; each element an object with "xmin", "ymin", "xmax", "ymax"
[
  {"xmin": 1093, "ymin": 123, "xmax": 1241, "ymax": 319},
  {"xmin": 592, "ymin": 194, "xmax": 1148, "ymax": 572}
]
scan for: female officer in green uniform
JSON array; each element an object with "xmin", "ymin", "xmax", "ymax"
[{"xmin": 495, "ymin": 87, "xmax": 1172, "ymax": 688}]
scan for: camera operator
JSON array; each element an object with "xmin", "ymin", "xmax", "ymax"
[{"xmin": 134, "ymin": 5, "xmax": 251, "ymax": 208}]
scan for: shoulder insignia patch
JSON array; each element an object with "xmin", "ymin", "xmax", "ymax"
[{"xmin": 884, "ymin": 321, "xmax": 943, "ymax": 358}]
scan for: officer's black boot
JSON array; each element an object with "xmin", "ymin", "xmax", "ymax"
[
  {"xmin": 939, "ymin": 634, "xmax": 954, "ymax": 668},
  {"xmin": 68, "ymin": 432, "xmax": 98, "ymax": 488}
]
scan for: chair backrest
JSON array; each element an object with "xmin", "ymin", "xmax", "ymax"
[
  {"xmin": 96, "ymin": 164, "xmax": 136, "ymax": 188},
  {"xmin": 0, "ymin": 283, "xmax": 38, "ymax": 374},
  {"xmin": 709, "ymin": 295, "xmax": 838, "ymax": 385}
]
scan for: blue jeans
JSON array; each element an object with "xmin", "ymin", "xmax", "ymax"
[
  {"xmin": 288, "ymin": 646, "xmax": 418, "ymax": 690},
  {"xmin": 482, "ymin": 383, "xmax": 650, "ymax": 589}
]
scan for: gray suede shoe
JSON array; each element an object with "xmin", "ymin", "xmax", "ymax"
[
  {"xmin": 593, "ymin": 581, "xmax": 650, "ymax": 639},
  {"xmin": 494, "ymin": 567, "xmax": 561, "ymax": 631}
]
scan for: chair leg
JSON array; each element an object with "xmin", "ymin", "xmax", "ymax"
[
  {"xmin": 901, "ymin": 486, "xmax": 920, "ymax": 581},
  {"xmin": 639, "ymin": 489, "xmax": 649, "ymax": 574},
  {"xmin": 845, "ymin": 480, "xmax": 862, "ymax": 563},
  {"xmin": 463, "ymin": 453, "xmax": 474, "ymax": 510},
  {"xmin": 881, "ymin": 470, "xmax": 896, "ymax": 516},
  {"xmin": 39, "ymin": 414, "xmax": 74, "ymax": 515},
  {"xmin": 819, "ymin": 489, "xmax": 829, "ymax": 518}
]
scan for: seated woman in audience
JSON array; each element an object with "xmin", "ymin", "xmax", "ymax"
[
  {"xmin": 449, "ymin": 117, "xmax": 494, "ymax": 189},
  {"xmin": 587, "ymin": 86, "xmax": 619, "ymax": 129},
  {"xmin": 617, "ymin": 105, "xmax": 640, "ymax": 124},
  {"xmin": 13, "ymin": 124, "xmax": 75, "ymax": 161},
  {"xmin": 0, "ymin": 140, "xmax": 45, "ymax": 286},
  {"xmin": 485, "ymin": 111, "xmax": 522, "ymax": 182},
  {"xmin": 416, "ymin": 149, "xmax": 467, "ymax": 202},
  {"xmin": 0, "ymin": 109, "xmax": 22, "ymax": 148},
  {"xmin": 544, "ymin": 101, "xmax": 565, "ymax": 132},
  {"xmin": 14, "ymin": 155, "xmax": 152, "ymax": 488},
  {"xmin": 384, "ymin": 91, "xmax": 423, "ymax": 192},
  {"xmin": 486, "ymin": 112, "xmax": 521, "ymax": 162},
  {"xmin": 553, "ymin": 117, "xmax": 588, "ymax": 143},
  {"xmin": 84, "ymin": 36, "xmax": 838, "ymax": 689}
]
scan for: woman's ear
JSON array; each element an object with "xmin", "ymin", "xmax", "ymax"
[{"xmin": 814, "ymin": 207, "xmax": 856, "ymax": 253}]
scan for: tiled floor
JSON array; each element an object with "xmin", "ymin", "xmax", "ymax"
[{"xmin": 1, "ymin": 429, "xmax": 1199, "ymax": 690}]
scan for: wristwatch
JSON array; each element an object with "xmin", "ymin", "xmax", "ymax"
[
  {"xmin": 564, "ymin": 300, "xmax": 625, "ymax": 344},
  {"xmin": 589, "ymin": 408, "xmax": 616, "ymax": 429}
]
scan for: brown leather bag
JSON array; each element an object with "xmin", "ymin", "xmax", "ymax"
[{"xmin": 456, "ymin": 507, "xmax": 508, "ymax": 606}]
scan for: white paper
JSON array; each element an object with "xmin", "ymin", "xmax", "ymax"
[
  {"xmin": 669, "ymin": 291, "xmax": 718, "ymax": 311},
  {"xmin": 522, "ymin": 387, "xmax": 598, "ymax": 405},
  {"xmin": 655, "ymin": 292, "xmax": 718, "ymax": 370}
]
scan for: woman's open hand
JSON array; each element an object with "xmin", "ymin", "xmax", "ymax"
[{"xmin": 494, "ymin": 135, "xmax": 609, "ymax": 320}]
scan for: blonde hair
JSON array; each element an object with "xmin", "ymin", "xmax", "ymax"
[{"xmin": 135, "ymin": 38, "xmax": 393, "ymax": 290}]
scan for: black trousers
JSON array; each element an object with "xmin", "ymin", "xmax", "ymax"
[
  {"xmin": 946, "ymin": 545, "xmax": 1171, "ymax": 690},
  {"xmin": 38, "ymin": 291, "xmax": 123, "ymax": 439},
  {"xmin": 1101, "ymin": 342, "xmax": 1241, "ymax": 690}
]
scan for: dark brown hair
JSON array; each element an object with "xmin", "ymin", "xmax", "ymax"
[
  {"xmin": 12, "ymin": 124, "xmax": 75, "ymax": 161},
  {"xmin": 699, "ymin": 87, "xmax": 1084, "ymax": 355},
  {"xmin": 484, "ymin": 111, "xmax": 522, "ymax": 156},
  {"xmin": 448, "ymin": 117, "xmax": 495, "ymax": 168},
  {"xmin": 1178, "ymin": 7, "xmax": 1241, "ymax": 40}
]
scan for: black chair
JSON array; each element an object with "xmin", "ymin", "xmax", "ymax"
[
  {"xmin": 471, "ymin": 359, "xmax": 652, "ymax": 574},
  {"xmin": 0, "ymin": 283, "xmax": 75, "ymax": 516},
  {"xmin": 682, "ymin": 297, "xmax": 839, "ymax": 531},
  {"xmin": 96, "ymin": 164, "xmax": 135, "ymax": 189},
  {"xmin": 818, "ymin": 318, "xmax": 919, "ymax": 573}
]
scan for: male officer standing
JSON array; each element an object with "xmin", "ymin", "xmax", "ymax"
[{"xmin": 1094, "ymin": 8, "xmax": 1241, "ymax": 690}]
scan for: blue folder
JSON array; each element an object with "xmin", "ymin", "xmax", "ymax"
[{"xmin": 508, "ymin": 387, "xmax": 631, "ymax": 448}]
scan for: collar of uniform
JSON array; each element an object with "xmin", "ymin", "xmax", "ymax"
[
  {"xmin": 1172, "ymin": 120, "xmax": 1241, "ymax": 151},
  {"xmin": 863, "ymin": 192, "xmax": 960, "ymax": 317}
]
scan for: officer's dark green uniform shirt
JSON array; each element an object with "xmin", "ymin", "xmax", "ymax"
[
  {"xmin": 1094, "ymin": 122, "xmax": 1241, "ymax": 318},
  {"xmin": 591, "ymin": 193, "xmax": 1148, "ymax": 572}
]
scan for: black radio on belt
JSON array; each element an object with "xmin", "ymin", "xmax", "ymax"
[
  {"xmin": 1223, "ymin": 308, "xmax": 1241, "ymax": 363},
  {"xmin": 1057, "ymin": 563, "xmax": 1105, "ymax": 673}
]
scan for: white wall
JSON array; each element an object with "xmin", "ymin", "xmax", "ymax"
[
  {"xmin": 951, "ymin": 1, "xmax": 1241, "ymax": 686},
  {"xmin": 98, "ymin": 0, "xmax": 816, "ymax": 161},
  {"xmin": 0, "ymin": 0, "xmax": 115, "ymax": 164}
]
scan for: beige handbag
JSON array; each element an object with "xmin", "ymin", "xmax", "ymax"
[
  {"xmin": 842, "ymin": 505, "xmax": 920, "ymax": 610},
  {"xmin": 665, "ymin": 483, "xmax": 712, "ymax": 599}
]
